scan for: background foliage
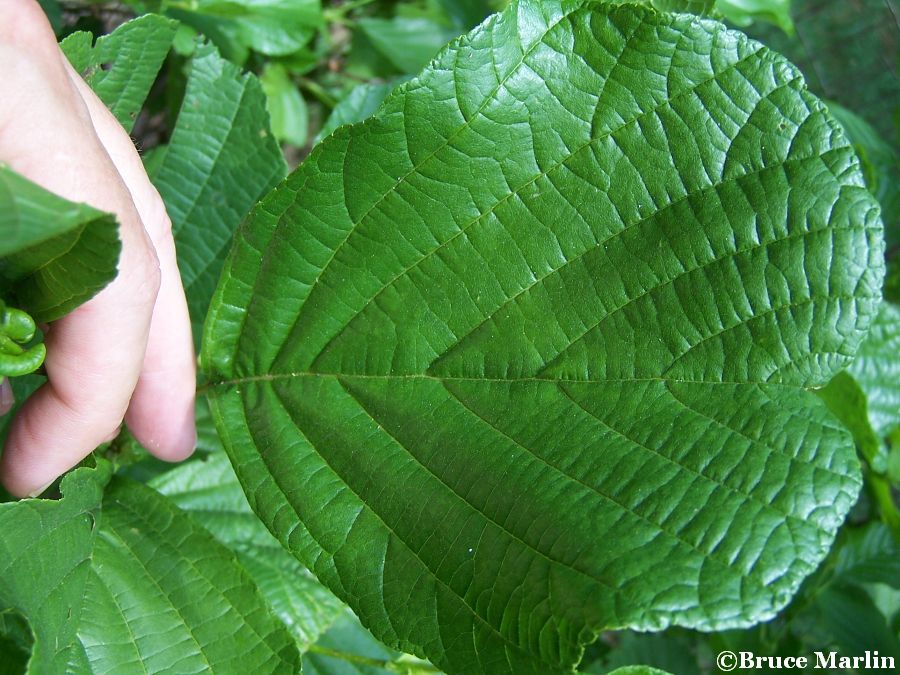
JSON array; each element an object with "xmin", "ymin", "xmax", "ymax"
[{"xmin": 0, "ymin": 0, "xmax": 897, "ymax": 673}]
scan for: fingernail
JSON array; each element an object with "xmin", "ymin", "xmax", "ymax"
[
  {"xmin": 0, "ymin": 378, "xmax": 13, "ymax": 416},
  {"xmin": 27, "ymin": 479, "xmax": 55, "ymax": 499}
]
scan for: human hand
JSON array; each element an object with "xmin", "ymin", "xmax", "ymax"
[{"xmin": 0, "ymin": 1, "xmax": 196, "ymax": 497}]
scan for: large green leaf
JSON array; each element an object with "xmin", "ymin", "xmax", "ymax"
[
  {"xmin": 60, "ymin": 15, "xmax": 177, "ymax": 133},
  {"xmin": 203, "ymin": 2, "xmax": 883, "ymax": 672},
  {"xmin": 848, "ymin": 303, "xmax": 900, "ymax": 438},
  {"xmin": 0, "ymin": 166, "xmax": 120, "ymax": 323},
  {"xmin": 149, "ymin": 41, "xmax": 287, "ymax": 343},
  {"xmin": 0, "ymin": 465, "xmax": 301, "ymax": 673}
]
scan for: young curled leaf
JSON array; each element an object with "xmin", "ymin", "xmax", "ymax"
[
  {"xmin": 0, "ymin": 302, "xmax": 45, "ymax": 378},
  {"xmin": 0, "ymin": 304, "xmax": 35, "ymax": 343}
]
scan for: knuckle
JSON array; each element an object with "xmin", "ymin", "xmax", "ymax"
[
  {"xmin": 136, "ymin": 247, "xmax": 163, "ymax": 302},
  {"xmin": 121, "ymin": 232, "xmax": 162, "ymax": 307}
]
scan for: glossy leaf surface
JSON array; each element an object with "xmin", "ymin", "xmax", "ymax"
[{"xmin": 203, "ymin": 2, "xmax": 883, "ymax": 672}]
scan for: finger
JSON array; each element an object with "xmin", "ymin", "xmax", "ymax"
[
  {"xmin": 0, "ymin": 4, "xmax": 161, "ymax": 497},
  {"xmin": 65, "ymin": 64, "xmax": 197, "ymax": 462}
]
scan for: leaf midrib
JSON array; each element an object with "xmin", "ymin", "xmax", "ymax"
[{"xmin": 210, "ymin": 370, "xmax": 820, "ymax": 389}]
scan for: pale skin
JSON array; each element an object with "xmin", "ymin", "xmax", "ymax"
[{"xmin": 0, "ymin": 0, "xmax": 196, "ymax": 497}]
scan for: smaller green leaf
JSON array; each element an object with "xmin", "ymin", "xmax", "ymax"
[
  {"xmin": 173, "ymin": 23, "xmax": 201, "ymax": 56},
  {"xmin": 357, "ymin": 17, "xmax": 459, "ymax": 74},
  {"xmin": 816, "ymin": 372, "xmax": 885, "ymax": 471},
  {"xmin": 0, "ymin": 456, "xmax": 304, "ymax": 672},
  {"xmin": 61, "ymin": 15, "xmax": 178, "ymax": 133},
  {"xmin": 579, "ymin": 632, "xmax": 701, "ymax": 675},
  {"xmin": 261, "ymin": 63, "xmax": 309, "ymax": 147},
  {"xmin": 0, "ymin": 606, "xmax": 31, "ymax": 655},
  {"xmin": 653, "ymin": 0, "xmax": 715, "ymax": 14},
  {"xmin": 717, "ymin": 0, "xmax": 793, "ymax": 34},
  {"xmin": 0, "ymin": 166, "xmax": 120, "ymax": 323},
  {"xmin": 831, "ymin": 523, "xmax": 900, "ymax": 589},
  {"xmin": 151, "ymin": 453, "xmax": 345, "ymax": 650},
  {"xmin": 828, "ymin": 102, "xmax": 900, "ymax": 243},
  {"xmin": 150, "ymin": 41, "xmax": 286, "ymax": 344},
  {"xmin": 435, "ymin": 0, "xmax": 495, "ymax": 30},
  {"xmin": 303, "ymin": 612, "xmax": 438, "ymax": 675},
  {"xmin": 37, "ymin": 0, "xmax": 63, "ymax": 34},
  {"xmin": 0, "ymin": 464, "xmax": 111, "ymax": 673},
  {"xmin": 82, "ymin": 478, "xmax": 302, "ymax": 673},
  {"xmin": 889, "ymin": 428, "xmax": 900, "ymax": 488},
  {"xmin": 169, "ymin": 0, "xmax": 322, "ymax": 58},
  {"xmin": 316, "ymin": 81, "xmax": 398, "ymax": 144},
  {"xmin": 166, "ymin": 11, "xmax": 250, "ymax": 64},
  {"xmin": 848, "ymin": 303, "xmax": 900, "ymax": 438},
  {"xmin": 806, "ymin": 584, "xmax": 900, "ymax": 662}
]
